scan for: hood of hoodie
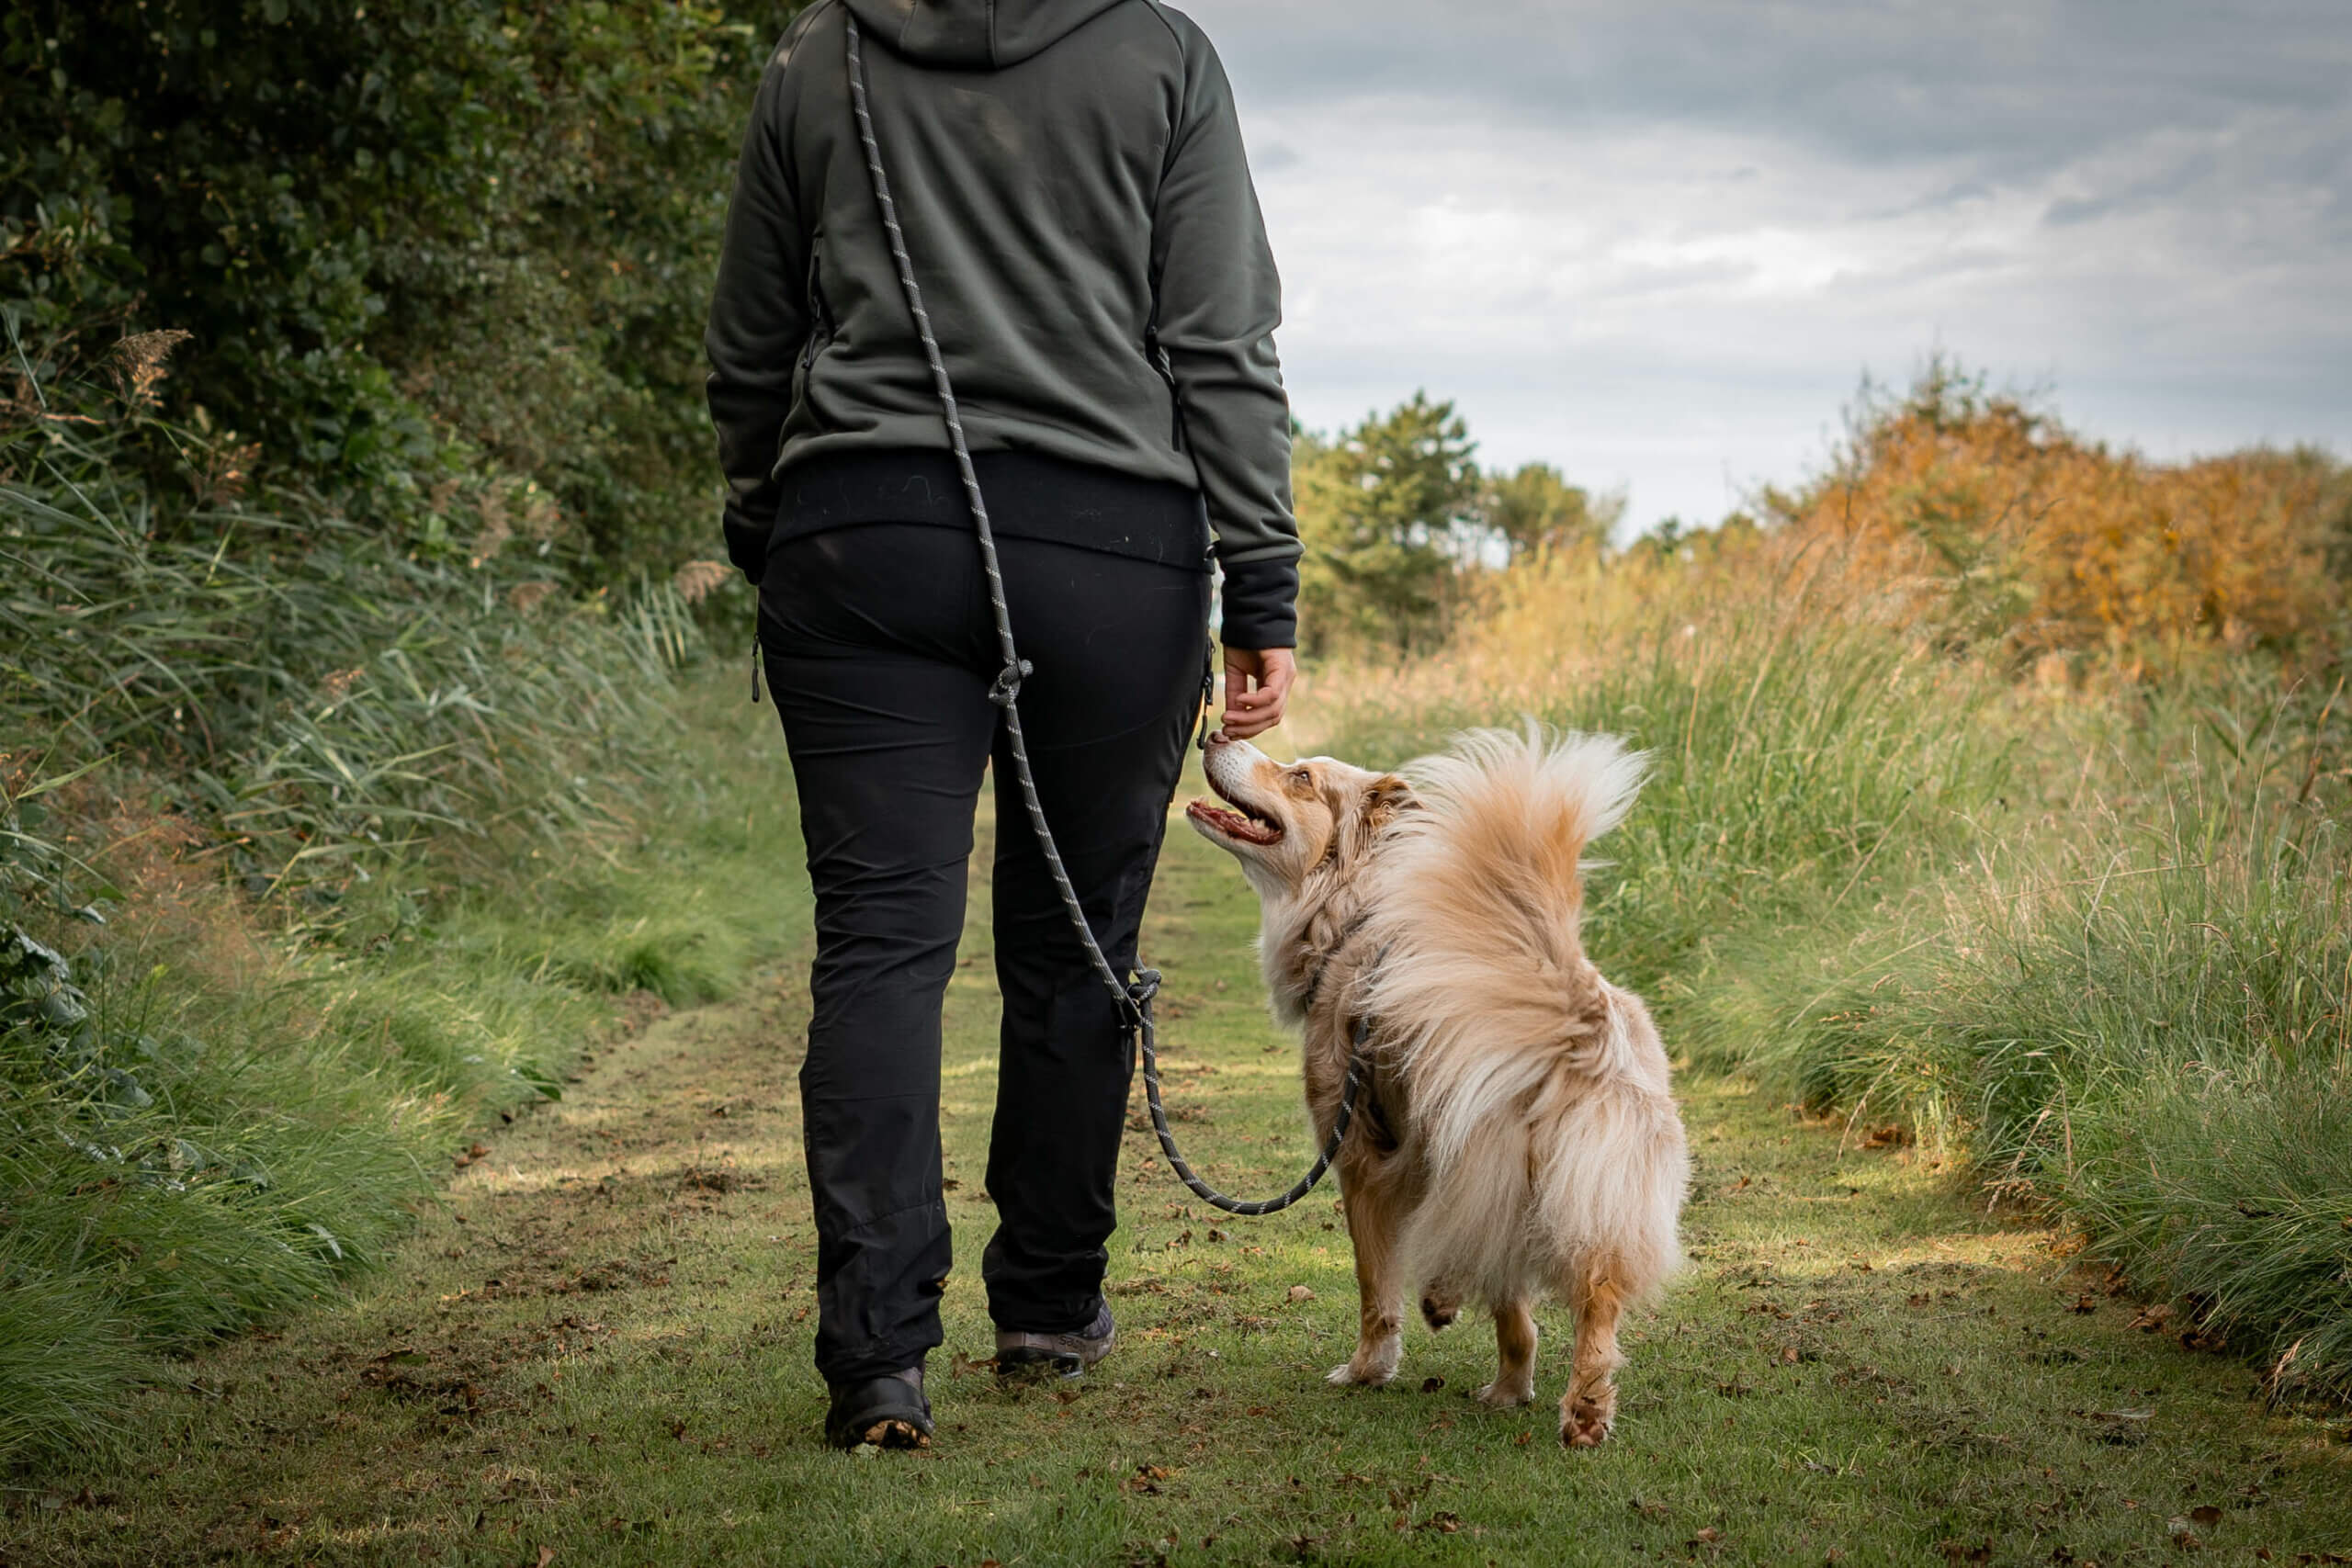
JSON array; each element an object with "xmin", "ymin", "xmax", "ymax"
[{"xmin": 839, "ymin": 0, "xmax": 1129, "ymax": 68}]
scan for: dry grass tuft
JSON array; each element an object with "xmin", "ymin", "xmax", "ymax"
[
  {"xmin": 105, "ymin": 330, "xmax": 192, "ymax": 408},
  {"xmin": 672, "ymin": 559, "xmax": 732, "ymax": 606}
]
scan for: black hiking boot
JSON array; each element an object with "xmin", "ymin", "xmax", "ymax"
[
  {"xmin": 823, "ymin": 1366, "xmax": 933, "ymax": 1450},
  {"xmin": 995, "ymin": 1303, "xmax": 1116, "ymax": 1379}
]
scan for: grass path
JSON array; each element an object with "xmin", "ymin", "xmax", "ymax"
[{"xmin": 8, "ymin": 742, "xmax": 2349, "ymax": 1565}]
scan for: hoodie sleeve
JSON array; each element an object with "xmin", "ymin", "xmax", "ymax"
[
  {"xmin": 705, "ymin": 28, "xmax": 815, "ymax": 584},
  {"xmin": 1148, "ymin": 17, "xmax": 1300, "ymax": 649}
]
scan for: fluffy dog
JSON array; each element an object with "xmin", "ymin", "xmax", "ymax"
[{"xmin": 1185, "ymin": 726, "xmax": 1689, "ymax": 1448}]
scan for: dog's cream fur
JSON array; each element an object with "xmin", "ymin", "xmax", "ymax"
[{"xmin": 1185, "ymin": 726, "xmax": 1690, "ymax": 1448}]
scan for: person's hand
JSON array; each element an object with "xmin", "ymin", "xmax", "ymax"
[{"xmin": 1220, "ymin": 646, "xmax": 1295, "ymax": 740}]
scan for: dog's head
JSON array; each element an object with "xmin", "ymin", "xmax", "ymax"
[{"xmin": 1186, "ymin": 733, "xmax": 1417, "ymax": 906}]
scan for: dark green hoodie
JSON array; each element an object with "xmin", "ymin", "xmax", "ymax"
[{"xmin": 705, "ymin": 0, "xmax": 1300, "ymax": 648}]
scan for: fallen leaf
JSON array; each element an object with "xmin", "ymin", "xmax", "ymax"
[
  {"xmin": 1420, "ymin": 1376, "xmax": 1445, "ymax": 1393},
  {"xmin": 2189, "ymin": 1506, "xmax": 2222, "ymax": 1527},
  {"xmin": 1286, "ymin": 1285, "xmax": 1315, "ymax": 1303}
]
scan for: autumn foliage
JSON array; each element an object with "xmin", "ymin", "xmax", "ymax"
[{"xmin": 1758, "ymin": 366, "xmax": 2351, "ymax": 671}]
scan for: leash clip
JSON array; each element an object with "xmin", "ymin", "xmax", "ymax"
[{"xmin": 989, "ymin": 659, "xmax": 1033, "ymax": 708}]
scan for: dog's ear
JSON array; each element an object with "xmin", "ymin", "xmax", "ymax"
[{"xmin": 1361, "ymin": 774, "xmax": 1419, "ymax": 834}]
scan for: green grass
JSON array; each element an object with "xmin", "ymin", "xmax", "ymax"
[
  {"xmin": 1313, "ymin": 614, "xmax": 2007, "ymax": 1007},
  {"xmin": 0, "ymin": 671, "xmax": 808, "ymax": 1462},
  {"xmin": 1708, "ymin": 725, "xmax": 2352, "ymax": 1403},
  {"xmin": 6, "ymin": 740, "xmax": 2348, "ymax": 1565},
  {"xmin": 2, "ymin": 386, "xmax": 719, "ymax": 910},
  {"xmin": 2, "ymin": 376, "xmax": 784, "ymax": 1462}
]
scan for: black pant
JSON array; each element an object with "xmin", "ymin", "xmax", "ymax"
[{"xmin": 760, "ymin": 522, "xmax": 1210, "ymax": 1382}]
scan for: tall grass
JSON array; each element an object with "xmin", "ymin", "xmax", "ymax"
[
  {"xmin": 0, "ymin": 354, "xmax": 784, "ymax": 1461},
  {"xmin": 1310, "ymin": 547, "xmax": 2007, "ymax": 1003},
  {"xmin": 1708, "ymin": 698, "xmax": 2352, "ymax": 1398},
  {"xmin": 2, "ymin": 404, "xmax": 705, "ymax": 908}
]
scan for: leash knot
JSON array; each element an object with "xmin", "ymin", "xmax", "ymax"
[
  {"xmin": 1126, "ymin": 968, "xmax": 1162, "ymax": 1009},
  {"xmin": 989, "ymin": 658, "xmax": 1033, "ymax": 708}
]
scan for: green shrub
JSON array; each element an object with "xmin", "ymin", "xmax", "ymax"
[{"xmin": 3, "ymin": 0, "xmax": 803, "ymax": 571}]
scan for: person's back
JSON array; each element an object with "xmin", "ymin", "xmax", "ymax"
[
  {"xmin": 705, "ymin": 0, "xmax": 1299, "ymax": 1450},
  {"xmin": 708, "ymin": 0, "xmax": 1299, "ymax": 649}
]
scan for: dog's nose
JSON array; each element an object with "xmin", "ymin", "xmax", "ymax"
[{"xmin": 1204, "ymin": 729, "xmax": 1231, "ymax": 750}]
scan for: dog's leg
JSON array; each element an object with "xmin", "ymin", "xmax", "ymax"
[
  {"xmin": 1561, "ymin": 1269, "xmax": 1626, "ymax": 1449},
  {"xmin": 1328, "ymin": 1175, "xmax": 1404, "ymax": 1387},
  {"xmin": 1473, "ymin": 1298, "xmax": 1538, "ymax": 1406}
]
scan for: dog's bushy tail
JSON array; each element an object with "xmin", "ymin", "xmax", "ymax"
[{"xmin": 1363, "ymin": 724, "xmax": 1684, "ymax": 1303}]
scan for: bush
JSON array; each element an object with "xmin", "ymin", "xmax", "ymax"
[
  {"xmin": 1761, "ymin": 360, "xmax": 2352, "ymax": 670},
  {"xmin": 3, "ymin": 0, "xmax": 804, "ymax": 573}
]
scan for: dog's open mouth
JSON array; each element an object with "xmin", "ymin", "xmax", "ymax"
[{"xmin": 1186, "ymin": 772, "xmax": 1283, "ymax": 845}]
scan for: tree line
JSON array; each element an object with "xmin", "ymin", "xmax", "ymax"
[{"xmin": 1294, "ymin": 391, "xmax": 1626, "ymax": 657}]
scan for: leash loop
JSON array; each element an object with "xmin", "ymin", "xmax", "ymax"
[
  {"xmin": 988, "ymin": 659, "xmax": 1032, "ymax": 708},
  {"xmin": 845, "ymin": 15, "xmax": 1356, "ymax": 1216}
]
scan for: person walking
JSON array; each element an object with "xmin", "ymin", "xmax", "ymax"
[{"xmin": 705, "ymin": 0, "xmax": 1298, "ymax": 1450}]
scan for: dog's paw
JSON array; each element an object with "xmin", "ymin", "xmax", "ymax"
[
  {"xmin": 1560, "ymin": 1393, "xmax": 1615, "ymax": 1449},
  {"xmin": 1473, "ymin": 1380, "xmax": 1534, "ymax": 1408},
  {"xmin": 1419, "ymin": 1293, "xmax": 1460, "ymax": 1331},
  {"xmin": 1327, "ymin": 1359, "xmax": 1397, "ymax": 1388}
]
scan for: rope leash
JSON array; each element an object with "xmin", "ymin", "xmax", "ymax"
[{"xmin": 844, "ymin": 15, "xmax": 1359, "ymax": 1215}]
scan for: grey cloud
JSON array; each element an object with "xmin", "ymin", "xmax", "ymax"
[
  {"xmin": 1190, "ymin": 1, "xmax": 2352, "ymax": 181},
  {"xmin": 1180, "ymin": 0, "xmax": 2349, "ymax": 528}
]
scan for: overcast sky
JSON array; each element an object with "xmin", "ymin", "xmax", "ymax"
[{"xmin": 1179, "ymin": 0, "xmax": 2352, "ymax": 535}]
